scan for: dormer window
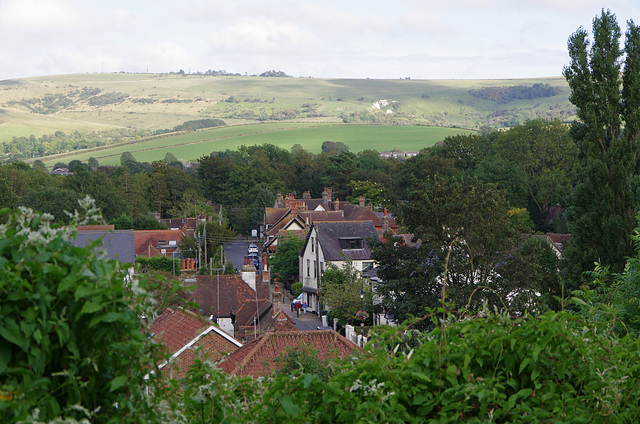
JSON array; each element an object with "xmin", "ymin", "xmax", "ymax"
[
  {"xmin": 158, "ymin": 240, "xmax": 167, "ymax": 246},
  {"xmin": 339, "ymin": 238, "xmax": 364, "ymax": 249}
]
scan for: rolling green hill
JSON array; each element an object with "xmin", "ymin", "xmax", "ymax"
[
  {"xmin": 0, "ymin": 73, "xmax": 574, "ymax": 165},
  {"xmin": 36, "ymin": 123, "xmax": 475, "ymax": 167}
]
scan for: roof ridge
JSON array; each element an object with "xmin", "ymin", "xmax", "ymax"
[{"xmin": 233, "ymin": 332, "xmax": 272, "ymax": 374}]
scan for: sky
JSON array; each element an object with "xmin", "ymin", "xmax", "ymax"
[{"xmin": 0, "ymin": 0, "xmax": 638, "ymax": 81}]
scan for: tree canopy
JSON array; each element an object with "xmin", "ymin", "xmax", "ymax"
[{"xmin": 562, "ymin": 9, "xmax": 640, "ymax": 287}]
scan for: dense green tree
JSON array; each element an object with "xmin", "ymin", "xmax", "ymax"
[
  {"xmin": 394, "ymin": 176, "xmax": 518, "ymax": 310},
  {"xmin": 112, "ymin": 212, "xmax": 134, "ymax": 229},
  {"xmin": 321, "ymin": 140, "xmax": 349, "ymax": 155},
  {"xmin": 562, "ymin": 10, "xmax": 640, "ymax": 286},
  {"xmin": 574, "ymin": 221, "xmax": 640, "ymax": 336},
  {"xmin": 133, "ymin": 212, "xmax": 167, "ymax": 230},
  {"xmin": 247, "ymin": 186, "xmax": 276, "ymax": 230},
  {"xmin": 391, "ymin": 148, "xmax": 461, "ymax": 203},
  {"xmin": 120, "ymin": 151, "xmax": 149, "ymax": 174},
  {"xmin": 321, "ymin": 151, "xmax": 362, "ymax": 199},
  {"xmin": 62, "ymin": 166, "xmax": 129, "ymax": 222},
  {"xmin": 68, "ymin": 159, "xmax": 85, "ymax": 171},
  {"xmin": 320, "ymin": 259, "xmax": 372, "ymax": 325},
  {"xmin": 147, "ymin": 160, "xmax": 196, "ymax": 218},
  {"xmin": 493, "ymin": 236, "xmax": 562, "ymax": 313},
  {"xmin": 0, "ymin": 177, "xmax": 17, "ymax": 210},
  {"xmin": 108, "ymin": 167, "xmax": 151, "ymax": 219},
  {"xmin": 19, "ymin": 186, "xmax": 81, "ymax": 224},
  {"xmin": 197, "ymin": 153, "xmax": 237, "ymax": 204},
  {"xmin": 370, "ymin": 238, "xmax": 443, "ymax": 330},
  {"xmin": 475, "ymin": 158, "xmax": 529, "ymax": 208},
  {"xmin": 87, "ymin": 156, "xmax": 99, "ymax": 168},
  {"xmin": 32, "ymin": 159, "xmax": 46, "ymax": 170},
  {"xmin": 475, "ymin": 119, "xmax": 578, "ymax": 228},
  {"xmin": 164, "ymin": 152, "xmax": 183, "ymax": 169},
  {"xmin": 290, "ymin": 147, "xmax": 325, "ymax": 196},
  {"xmin": 269, "ymin": 234, "xmax": 305, "ymax": 284}
]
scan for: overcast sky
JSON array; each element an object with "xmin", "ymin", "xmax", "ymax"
[{"xmin": 0, "ymin": 0, "xmax": 638, "ymax": 81}]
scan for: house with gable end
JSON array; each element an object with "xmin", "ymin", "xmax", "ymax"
[{"xmin": 299, "ymin": 220, "xmax": 380, "ymax": 314}]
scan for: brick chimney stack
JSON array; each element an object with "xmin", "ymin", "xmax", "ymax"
[
  {"xmin": 241, "ymin": 256, "xmax": 257, "ymax": 292},
  {"xmin": 359, "ymin": 196, "xmax": 366, "ymax": 207},
  {"xmin": 284, "ymin": 193, "xmax": 296, "ymax": 209},
  {"xmin": 180, "ymin": 258, "xmax": 197, "ymax": 286},
  {"xmin": 303, "ymin": 191, "xmax": 311, "ymax": 199},
  {"xmin": 272, "ymin": 284, "xmax": 283, "ymax": 314},
  {"xmin": 334, "ymin": 198, "xmax": 340, "ymax": 211},
  {"xmin": 296, "ymin": 200, "xmax": 306, "ymax": 213},
  {"xmin": 322, "ymin": 187, "xmax": 333, "ymax": 205}
]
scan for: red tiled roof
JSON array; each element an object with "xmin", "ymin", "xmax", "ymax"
[
  {"xmin": 160, "ymin": 326, "xmax": 242, "ymax": 380},
  {"xmin": 190, "ymin": 274, "xmax": 269, "ymax": 321},
  {"xmin": 217, "ymin": 330, "xmax": 359, "ymax": 378},
  {"xmin": 148, "ymin": 308, "xmax": 209, "ymax": 354},
  {"xmin": 77, "ymin": 224, "xmax": 116, "ymax": 231},
  {"xmin": 134, "ymin": 229, "xmax": 183, "ymax": 257},
  {"xmin": 545, "ymin": 233, "xmax": 571, "ymax": 253}
]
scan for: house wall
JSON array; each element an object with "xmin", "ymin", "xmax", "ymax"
[
  {"xmin": 300, "ymin": 228, "xmax": 324, "ymax": 313},
  {"xmin": 327, "ymin": 260, "xmax": 374, "ymax": 273},
  {"xmin": 218, "ymin": 318, "xmax": 234, "ymax": 337}
]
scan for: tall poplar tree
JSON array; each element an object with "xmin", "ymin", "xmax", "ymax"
[{"xmin": 562, "ymin": 10, "xmax": 640, "ymax": 287}]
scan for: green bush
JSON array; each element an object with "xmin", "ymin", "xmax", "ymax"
[
  {"xmin": 291, "ymin": 282, "xmax": 303, "ymax": 297},
  {"xmin": 137, "ymin": 255, "xmax": 180, "ymax": 273},
  {"xmin": 247, "ymin": 311, "xmax": 640, "ymax": 423},
  {"xmin": 0, "ymin": 206, "xmax": 166, "ymax": 423}
]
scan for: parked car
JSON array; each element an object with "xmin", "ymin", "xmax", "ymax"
[
  {"xmin": 248, "ymin": 243, "xmax": 258, "ymax": 254},
  {"xmin": 247, "ymin": 253, "xmax": 259, "ymax": 268}
]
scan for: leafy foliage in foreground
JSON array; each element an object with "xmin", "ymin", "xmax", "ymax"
[
  {"xmin": 176, "ymin": 311, "xmax": 640, "ymax": 423},
  {"xmin": 2, "ymin": 205, "xmax": 640, "ymax": 423},
  {"xmin": 0, "ymin": 205, "xmax": 168, "ymax": 423}
]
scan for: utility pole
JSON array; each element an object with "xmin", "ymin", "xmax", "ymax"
[{"xmin": 204, "ymin": 218, "xmax": 207, "ymax": 268}]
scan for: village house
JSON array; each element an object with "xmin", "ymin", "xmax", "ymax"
[
  {"xmin": 186, "ymin": 259, "xmax": 296, "ymax": 342},
  {"xmin": 299, "ymin": 220, "xmax": 381, "ymax": 314},
  {"xmin": 147, "ymin": 307, "xmax": 242, "ymax": 379},
  {"xmin": 262, "ymin": 188, "xmax": 398, "ymax": 276},
  {"xmin": 72, "ymin": 225, "xmax": 135, "ymax": 264},
  {"xmin": 134, "ymin": 229, "xmax": 183, "ymax": 258}
]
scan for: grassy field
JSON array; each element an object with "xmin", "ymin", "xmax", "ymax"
[
  {"xmin": 0, "ymin": 73, "xmax": 572, "ymax": 138},
  {"xmin": 38, "ymin": 123, "xmax": 474, "ymax": 167},
  {"xmin": 0, "ymin": 73, "xmax": 574, "ymax": 166}
]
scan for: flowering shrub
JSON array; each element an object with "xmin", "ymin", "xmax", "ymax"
[
  {"xmin": 355, "ymin": 310, "xmax": 369, "ymax": 321},
  {"xmin": 0, "ymin": 203, "xmax": 167, "ymax": 423}
]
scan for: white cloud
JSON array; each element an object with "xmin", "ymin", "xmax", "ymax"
[
  {"xmin": 0, "ymin": 0, "xmax": 83, "ymax": 34},
  {"xmin": 208, "ymin": 18, "xmax": 319, "ymax": 55}
]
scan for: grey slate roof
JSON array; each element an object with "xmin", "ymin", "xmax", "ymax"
[
  {"xmin": 72, "ymin": 230, "xmax": 136, "ymax": 264},
  {"xmin": 313, "ymin": 220, "xmax": 380, "ymax": 261}
]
